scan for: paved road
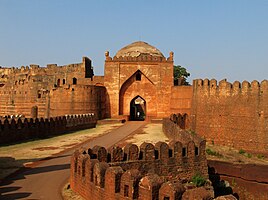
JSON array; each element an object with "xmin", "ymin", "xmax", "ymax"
[{"xmin": 0, "ymin": 121, "xmax": 145, "ymax": 200}]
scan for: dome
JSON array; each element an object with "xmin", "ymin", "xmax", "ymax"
[{"xmin": 115, "ymin": 41, "xmax": 164, "ymax": 58}]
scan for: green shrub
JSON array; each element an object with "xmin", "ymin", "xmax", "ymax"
[
  {"xmin": 257, "ymin": 154, "xmax": 265, "ymax": 159},
  {"xmin": 206, "ymin": 148, "xmax": 223, "ymax": 158},
  {"xmin": 239, "ymin": 149, "xmax": 246, "ymax": 154},
  {"xmin": 246, "ymin": 153, "xmax": 252, "ymax": 158},
  {"xmin": 191, "ymin": 173, "xmax": 206, "ymax": 187},
  {"xmin": 189, "ymin": 130, "xmax": 196, "ymax": 136}
]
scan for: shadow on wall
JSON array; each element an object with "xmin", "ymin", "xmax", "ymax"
[
  {"xmin": 0, "ymin": 114, "xmax": 97, "ymax": 145},
  {"xmin": 208, "ymin": 166, "xmax": 239, "ymax": 199}
]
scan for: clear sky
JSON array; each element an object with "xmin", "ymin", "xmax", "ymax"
[{"xmin": 0, "ymin": 0, "xmax": 268, "ymax": 82}]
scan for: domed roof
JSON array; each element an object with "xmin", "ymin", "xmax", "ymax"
[{"xmin": 115, "ymin": 41, "xmax": 164, "ymax": 58}]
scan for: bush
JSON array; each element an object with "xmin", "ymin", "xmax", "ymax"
[
  {"xmin": 239, "ymin": 149, "xmax": 246, "ymax": 154},
  {"xmin": 191, "ymin": 173, "xmax": 206, "ymax": 187},
  {"xmin": 206, "ymin": 148, "xmax": 223, "ymax": 158},
  {"xmin": 246, "ymin": 153, "xmax": 252, "ymax": 158},
  {"xmin": 239, "ymin": 149, "xmax": 253, "ymax": 158},
  {"xmin": 257, "ymin": 154, "xmax": 265, "ymax": 159}
]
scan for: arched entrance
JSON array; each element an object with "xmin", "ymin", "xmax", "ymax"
[{"xmin": 130, "ymin": 96, "xmax": 146, "ymax": 121}]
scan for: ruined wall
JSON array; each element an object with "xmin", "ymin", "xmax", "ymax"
[
  {"xmin": 70, "ymin": 141, "xmax": 208, "ymax": 200},
  {"xmin": 49, "ymin": 85, "xmax": 107, "ymax": 119},
  {"xmin": 104, "ymin": 53, "xmax": 173, "ymax": 119},
  {"xmin": 0, "ymin": 57, "xmax": 107, "ymax": 118},
  {"xmin": 170, "ymin": 86, "xmax": 193, "ymax": 116},
  {"xmin": 191, "ymin": 79, "xmax": 268, "ymax": 154},
  {"xmin": 208, "ymin": 160, "xmax": 268, "ymax": 200},
  {"xmin": 0, "ymin": 114, "xmax": 96, "ymax": 144}
]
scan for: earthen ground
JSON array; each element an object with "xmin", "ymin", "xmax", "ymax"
[
  {"xmin": 0, "ymin": 121, "xmax": 145, "ymax": 200},
  {"xmin": 0, "ymin": 123, "xmax": 123, "ymax": 180}
]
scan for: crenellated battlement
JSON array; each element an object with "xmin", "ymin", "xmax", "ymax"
[
  {"xmin": 193, "ymin": 78, "xmax": 268, "ymax": 96},
  {"xmin": 74, "ymin": 140, "xmax": 206, "ymax": 165},
  {"xmin": 0, "ymin": 113, "xmax": 96, "ymax": 144},
  {"xmin": 0, "ymin": 62, "xmax": 83, "ymax": 74},
  {"xmin": 191, "ymin": 78, "xmax": 268, "ymax": 155},
  {"xmin": 70, "ymin": 139, "xmax": 209, "ymax": 200},
  {"xmin": 105, "ymin": 53, "xmax": 173, "ymax": 63}
]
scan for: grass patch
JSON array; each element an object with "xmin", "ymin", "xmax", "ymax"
[
  {"xmin": 188, "ymin": 130, "xmax": 196, "ymax": 136},
  {"xmin": 206, "ymin": 148, "xmax": 223, "ymax": 158},
  {"xmin": 191, "ymin": 173, "xmax": 207, "ymax": 187},
  {"xmin": 257, "ymin": 154, "xmax": 265, "ymax": 159},
  {"xmin": 239, "ymin": 149, "xmax": 246, "ymax": 154},
  {"xmin": 239, "ymin": 149, "xmax": 252, "ymax": 158}
]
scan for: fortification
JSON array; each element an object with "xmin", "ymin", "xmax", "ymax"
[
  {"xmin": 70, "ymin": 140, "xmax": 210, "ymax": 200},
  {"xmin": 1, "ymin": 41, "xmax": 267, "ymax": 156},
  {"xmin": 0, "ymin": 113, "xmax": 96, "ymax": 144},
  {"xmin": 191, "ymin": 79, "xmax": 268, "ymax": 154},
  {"xmin": 0, "ymin": 57, "xmax": 107, "ymax": 119},
  {"xmin": 69, "ymin": 114, "xmax": 218, "ymax": 200}
]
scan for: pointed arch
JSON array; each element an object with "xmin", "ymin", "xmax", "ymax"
[
  {"xmin": 119, "ymin": 70, "xmax": 157, "ymax": 118},
  {"xmin": 130, "ymin": 95, "xmax": 146, "ymax": 121}
]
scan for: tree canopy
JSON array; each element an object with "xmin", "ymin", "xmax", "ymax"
[{"xmin": 173, "ymin": 65, "xmax": 190, "ymax": 85}]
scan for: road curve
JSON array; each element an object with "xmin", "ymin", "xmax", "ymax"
[{"xmin": 0, "ymin": 121, "xmax": 145, "ymax": 200}]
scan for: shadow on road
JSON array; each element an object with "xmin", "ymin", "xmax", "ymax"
[
  {"xmin": 0, "ymin": 154, "xmax": 70, "ymax": 198},
  {"xmin": 0, "ymin": 191, "xmax": 31, "ymax": 200}
]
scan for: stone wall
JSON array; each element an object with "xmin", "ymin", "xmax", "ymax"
[
  {"xmin": 0, "ymin": 114, "xmax": 96, "ymax": 144},
  {"xmin": 70, "ymin": 141, "xmax": 208, "ymax": 200},
  {"xmin": 49, "ymin": 85, "xmax": 107, "ymax": 119},
  {"xmin": 170, "ymin": 86, "xmax": 193, "ymax": 116},
  {"xmin": 208, "ymin": 160, "xmax": 268, "ymax": 200},
  {"xmin": 190, "ymin": 79, "xmax": 268, "ymax": 155},
  {"xmin": 0, "ymin": 57, "xmax": 107, "ymax": 119}
]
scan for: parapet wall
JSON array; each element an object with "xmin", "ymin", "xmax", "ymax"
[
  {"xmin": 191, "ymin": 78, "xmax": 268, "ymax": 154},
  {"xmin": 70, "ymin": 141, "xmax": 208, "ymax": 200},
  {"xmin": 105, "ymin": 52, "xmax": 173, "ymax": 63},
  {"xmin": 0, "ymin": 114, "xmax": 96, "ymax": 144},
  {"xmin": 162, "ymin": 114, "xmax": 205, "ymax": 146},
  {"xmin": 192, "ymin": 79, "xmax": 268, "ymax": 96}
]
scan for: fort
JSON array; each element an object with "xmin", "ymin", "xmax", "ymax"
[
  {"xmin": 0, "ymin": 41, "xmax": 267, "ymax": 199},
  {"xmin": 1, "ymin": 41, "xmax": 266, "ymax": 155}
]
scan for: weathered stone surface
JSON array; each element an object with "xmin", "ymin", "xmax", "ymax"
[
  {"xmin": 181, "ymin": 187, "xmax": 213, "ymax": 200},
  {"xmin": 214, "ymin": 195, "xmax": 237, "ymax": 200}
]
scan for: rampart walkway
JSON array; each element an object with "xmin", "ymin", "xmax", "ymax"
[{"xmin": 0, "ymin": 121, "xmax": 146, "ymax": 200}]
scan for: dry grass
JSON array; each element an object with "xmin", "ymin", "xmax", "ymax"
[
  {"xmin": 206, "ymin": 144, "xmax": 268, "ymax": 165},
  {"xmin": 119, "ymin": 123, "xmax": 169, "ymax": 146},
  {"xmin": 62, "ymin": 183, "xmax": 84, "ymax": 200}
]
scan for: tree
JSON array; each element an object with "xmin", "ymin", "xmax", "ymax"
[{"xmin": 173, "ymin": 65, "xmax": 190, "ymax": 85}]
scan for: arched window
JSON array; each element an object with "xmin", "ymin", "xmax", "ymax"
[
  {"xmin": 195, "ymin": 147, "xmax": 199, "ymax": 156},
  {"xmin": 63, "ymin": 79, "xmax": 66, "ymax": 85},
  {"xmin": 136, "ymin": 72, "xmax": 141, "ymax": 81},
  {"xmin": 57, "ymin": 79, "xmax": 60, "ymax": 86},
  {"xmin": 73, "ymin": 77, "xmax": 77, "ymax": 85}
]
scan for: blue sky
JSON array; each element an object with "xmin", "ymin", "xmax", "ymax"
[{"xmin": 0, "ymin": 0, "xmax": 268, "ymax": 82}]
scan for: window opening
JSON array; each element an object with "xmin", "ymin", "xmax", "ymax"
[
  {"xmin": 73, "ymin": 77, "xmax": 77, "ymax": 85},
  {"xmin": 136, "ymin": 73, "xmax": 141, "ymax": 81},
  {"xmin": 124, "ymin": 185, "xmax": 129, "ymax": 197},
  {"xmin": 182, "ymin": 147, "xmax": 187, "ymax": 157},
  {"xmin": 195, "ymin": 147, "xmax": 199, "ymax": 156}
]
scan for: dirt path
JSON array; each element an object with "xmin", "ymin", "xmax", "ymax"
[{"xmin": 0, "ymin": 121, "xmax": 146, "ymax": 200}]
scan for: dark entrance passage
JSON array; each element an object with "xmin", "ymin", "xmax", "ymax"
[{"xmin": 130, "ymin": 96, "xmax": 146, "ymax": 121}]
